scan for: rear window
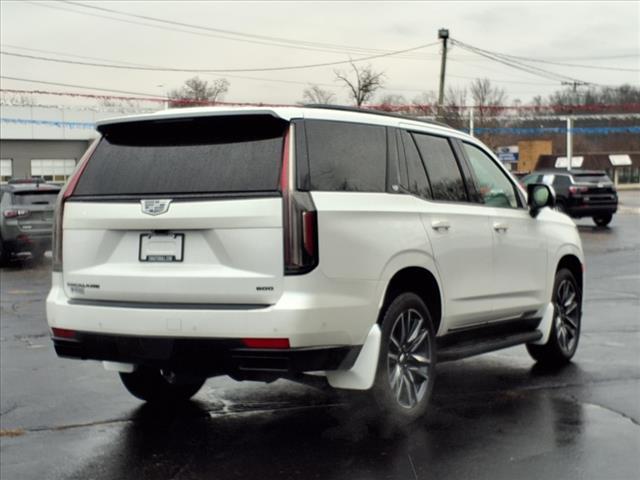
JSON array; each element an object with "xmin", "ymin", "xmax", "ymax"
[
  {"xmin": 304, "ymin": 120, "xmax": 387, "ymax": 192},
  {"xmin": 73, "ymin": 115, "xmax": 287, "ymax": 196},
  {"xmin": 573, "ymin": 173, "xmax": 612, "ymax": 184},
  {"xmin": 12, "ymin": 191, "xmax": 60, "ymax": 205}
]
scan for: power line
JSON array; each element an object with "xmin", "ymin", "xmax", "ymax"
[
  {"xmin": 0, "ymin": 47, "xmax": 340, "ymax": 89},
  {"xmin": 61, "ymin": 0, "xmax": 397, "ymax": 55},
  {"xmin": 451, "ymin": 38, "xmax": 594, "ymax": 85},
  {"xmin": 1, "ymin": 42, "xmax": 439, "ymax": 73},
  {"xmin": 484, "ymin": 50, "xmax": 640, "ymax": 73},
  {"xmin": 0, "ymin": 76, "xmax": 167, "ymax": 99},
  {"xmin": 23, "ymin": 1, "xmax": 432, "ymax": 61}
]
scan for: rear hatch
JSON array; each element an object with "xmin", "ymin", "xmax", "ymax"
[
  {"xmin": 572, "ymin": 172, "xmax": 617, "ymax": 204},
  {"xmin": 62, "ymin": 114, "xmax": 288, "ymax": 305},
  {"xmin": 11, "ymin": 189, "xmax": 59, "ymax": 233}
]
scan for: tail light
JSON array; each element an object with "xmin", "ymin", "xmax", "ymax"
[
  {"xmin": 3, "ymin": 209, "xmax": 30, "ymax": 218},
  {"xmin": 52, "ymin": 139, "xmax": 99, "ymax": 272},
  {"xmin": 242, "ymin": 338, "xmax": 290, "ymax": 349},
  {"xmin": 51, "ymin": 327, "xmax": 77, "ymax": 339},
  {"xmin": 281, "ymin": 126, "xmax": 318, "ymax": 275},
  {"xmin": 568, "ymin": 186, "xmax": 588, "ymax": 195}
]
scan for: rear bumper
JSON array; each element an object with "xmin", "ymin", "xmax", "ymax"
[
  {"xmin": 52, "ymin": 332, "xmax": 360, "ymax": 379},
  {"xmin": 567, "ymin": 203, "xmax": 617, "ymax": 217},
  {"xmin": 47, "ymin": 272, "xmax": 378, "ymax": 348}
]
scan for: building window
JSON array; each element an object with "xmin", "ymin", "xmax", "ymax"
[
  {"xmin": 0, "ymin": 159, "xmax": 12, "ymax": 183},
  {"xmin": 30, "ymin": 159, "xmax": 76, "ymax": 183},
  {"xmin": 619, "ymin": 166, "xmax": 640, "ymax": 184}
]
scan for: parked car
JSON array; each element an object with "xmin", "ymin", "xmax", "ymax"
[
  {"xmin": 521, "ymin": 170, "xmax": 618, "ymax": 226},
  {"xmin": 0, "ymin": 182, "xmax": 60, "ymax": 265},
  {"xmin": 47, "ymin": 106, "xmax": 584, "ymax": 423}
]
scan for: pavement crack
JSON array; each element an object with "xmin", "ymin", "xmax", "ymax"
[
  {"xmin": 407, "ymin": 453, "xmax": 418, "ymax": 480},
  {"xmin": 6, "ymin": 401, "xmax": 343, "ymax": 435},
  {"xmin": 0, "ymin": 402, "xmax": 18, "ymax": 417}
]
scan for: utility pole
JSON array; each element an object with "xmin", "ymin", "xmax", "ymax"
[
  {"xmin": 561, "ymin": 81, "xmax": 587, "ymax": 171},
  {"xmin": 437, "ymin": 28, "xmax": 449, "ymax": 118}
]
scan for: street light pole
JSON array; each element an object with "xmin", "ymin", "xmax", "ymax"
[
  {"xmin": 566, "ymin": 116, "xmax": 573, "ymax": 172},
  {"xmin": 561, "ymin": 81, "xmax": 587, "ymax": 172}
]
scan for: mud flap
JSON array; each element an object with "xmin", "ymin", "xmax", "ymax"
[
  {"xmin": 528, "ymin": 302, "xmax": 554, "ymax": 345},
  {"xmin": 326, "ymin": 324, "xmax": 380, "ymax": 390}
]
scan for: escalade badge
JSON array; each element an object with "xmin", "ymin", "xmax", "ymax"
[{"xmin": 141, "ymin": 199, "xmax": 172, "ymax": 216}]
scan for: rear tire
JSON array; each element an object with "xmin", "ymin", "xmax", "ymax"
[
  {"xmin": 593, "ymin": 214, "xmax": 612, "ymax": 227},
  {"xmin": 527, "ymin": 269, "xmax": 581, "ymax": 366},
  {"xmin": 370, "ymin": 292, "xmax": 436, "ymax": 424},
  {"xmin": 119, "ymin": 367, "xmax": 205, "ymax": 404}
]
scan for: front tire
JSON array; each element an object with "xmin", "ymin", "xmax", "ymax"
[
  {"xmin": 527, "ymin": 269, "xmax": 581, "ymax": 366},
  {"xmin": 593, "ymin": 214, "xmax": 612, "ymax": 227},
  {"xmin": 119, "ymin": 367, "xmax": 205, "ymax": 404},
  {"xmin": 371, "ymin": 292, "xmax": 436, "ymax": 423},
  {"xmin": 0, "ymin": 241, "xmax": 8, "ymax": 267}
]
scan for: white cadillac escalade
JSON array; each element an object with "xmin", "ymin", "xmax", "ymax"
[{"xmin": 47, "ymin": 106, "xmax": 583, "ymax": 422}]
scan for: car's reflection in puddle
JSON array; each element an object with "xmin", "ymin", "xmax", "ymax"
[{"xmin": 67, "ymin": 360, "xmax": 639, "ymax": 480}]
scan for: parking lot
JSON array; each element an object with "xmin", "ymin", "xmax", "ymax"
[{"xmin": 1, "ymin": 193, "xmax": 639, "ymax": 480}]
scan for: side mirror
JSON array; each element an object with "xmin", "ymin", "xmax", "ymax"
[{"xmin": 527, "ymin": 183, "xmax": 556, "ymax": 218}]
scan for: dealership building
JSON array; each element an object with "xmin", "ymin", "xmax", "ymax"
[{"xmin": 0, "ymin": 105, "xmax": 154, "ymax": 184}]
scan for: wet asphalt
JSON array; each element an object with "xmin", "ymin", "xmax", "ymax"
[{"xmin": 1, "ymin": 194, "xmax": 639, "ymax": 480}]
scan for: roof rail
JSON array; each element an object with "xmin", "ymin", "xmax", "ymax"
[{"xmin": 303, "ymin": 104, "xmax": 452, "ymax": 128}]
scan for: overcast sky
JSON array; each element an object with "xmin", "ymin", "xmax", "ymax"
[{"xmin": 1, "ymin": 1, "xmax": 639, "ymax": 107}]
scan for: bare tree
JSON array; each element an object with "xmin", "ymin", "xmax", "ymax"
[
  {"xmin": 301, "ymin": 85, "xmax": 336, "ymax": 105},
  {"xmin": 168, "ymin": 76, "xmax": 229, "ymax": 108},
  {"xmin": 470, "ymin": 78, "xmax": 507, "ymax": 125},
  {"xmin": 0, "ymin": 92, "xmax": 35, "ymax": 106},
  {"xmin": 98, "ymin": 97, "xmax": 142, "ymax": 112},
  {"xmin": 334, "ymin": 62, "xmax": 384, "ymax": 107},
  {"xmin": 377, "ymin": 94, "xmax": 406, "ymax": 112},
  {"xmin": 412, "ymin": 91, "xmax": 438, "ymax": 117},
  {"xmin": 442, "ymin": 86, "xmax": 468, "ymax": 129}
]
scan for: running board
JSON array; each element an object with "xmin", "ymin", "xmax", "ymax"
[{"xmin": 437, "ymin": 330, "xmax": 542, "ymax": 362}]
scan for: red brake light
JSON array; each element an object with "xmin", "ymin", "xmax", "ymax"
[
  {"xmin": 51, "ymin": 327, "xmax": 77, "ymax": 339},
  {"xmin": 569, "ymin": 186, "xmax": 588, "ymax": 194},
  {"xmin": 302, "ymin": 211, "xmax": 316, "ymax": 256},
  {"xmin": 242, "ymin": 338, "xmax": 290, "ymax": 349}
]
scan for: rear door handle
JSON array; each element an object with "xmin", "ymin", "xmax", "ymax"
[
  {"xmin": 493, "ymin": 222, "xmax": 509, "ymax": 232},
  {"xmin": 431, "ymin": 220, "xmax": 451, "ymax": 231}
]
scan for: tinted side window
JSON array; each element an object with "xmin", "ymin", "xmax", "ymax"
[
  {"xmin": 463, "ymin": 143, "xmax": 518, "ymax": 209},
  {"xmin": 553, "ymin": 175, "xmax": 571, "ymax": 188},
  {"xmin": 412, "ymin": 133, "xmax": 467, "ymax": 202},
  {"xmin": 400, "ymin": 131, "xmax": 431, "ymax": 198},
  {"xmin": 522, "ymin": 174, "xmax": 541, "ymax": 185},
  {"xmin": 305, "ymin": 120, "xmax": 386, "ymax": 192}
]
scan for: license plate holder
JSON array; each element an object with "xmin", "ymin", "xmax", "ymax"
[{"xmin": 139, "ymin": 233, "xmax": 184, "ymax": 262}]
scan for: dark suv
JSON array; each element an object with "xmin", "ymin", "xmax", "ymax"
[
  {"xmin": 0, "ymin": 182, "xmax": 61, "ymax": 264},
  {"xmin": 522, "ymin": 170, "xmax": 618, "ymax": 226}
]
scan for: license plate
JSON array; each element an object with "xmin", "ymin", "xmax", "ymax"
[{"xmin": 139, "ymin": 233, "xmax": 184, "ymax": 262}]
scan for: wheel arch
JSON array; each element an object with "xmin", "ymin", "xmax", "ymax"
[
  {"xmin": 557, "ymin": 254, "xmax": 583, "ymax": 294},
  {"xmin": 378, "ymin": 266, "xmax": 443, "ymax": 335}
]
